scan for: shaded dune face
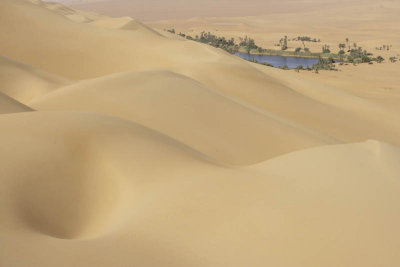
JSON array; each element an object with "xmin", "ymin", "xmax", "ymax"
[
  {"xmin": 0, "ymin": 92, "xmax": 34, "ymax": 114},
  {"xmin": 15, "ymin": 141, "xmax": 123, "ymax": 239},
  {"xmin": 31, "ymin": 70, "xmax": 334, "ymax": 165},
  {"xmin": 0, "ymin": 55, "xmax": 70, "ymax": 104},
  {"xmin": 0, "ymin": 113, "xmax": 132, "ymax": 240},
  {"xmin": 2, "ymin": 111, "xmax": 210, "ymax": 240}
]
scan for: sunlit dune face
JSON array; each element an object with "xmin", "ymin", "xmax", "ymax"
[{"xmin": 1, "ymin": 0, "xmax": 400, "ymax": 266}]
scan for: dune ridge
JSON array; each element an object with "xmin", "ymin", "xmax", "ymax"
[
  {"xmin": 1, "ymin": 0, "xmax": 400, "ymax": 266},
  {"xmin": 1, "ymin": 110, "xmax": 399, "ymax": 266},
  {"xmin": 0, "ymin": 55, "xmax": 70, "ymax": 103},
  {"xmin": 0, "ymin": 92, "xmax": 34, "ymax": 114},
  {"xmin": 30, "ymin": 69, "xmax": 336, "ymax": 165},
  {"xmin": 2, "ymin": 0, "xmax": 398, "ymax": 147}
]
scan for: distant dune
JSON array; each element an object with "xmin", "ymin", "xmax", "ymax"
[
  {"xmin": 54, "ymin": 0, "xmax": 376, "ymax": 21},
  {"xmin": 1, "ymin": 0, "xmax": 400, "ymax": 266}
]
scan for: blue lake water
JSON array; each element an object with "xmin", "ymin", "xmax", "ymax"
[{"xmin": 235, "ymin": 53, "xmax": 319, "ymax": 69}]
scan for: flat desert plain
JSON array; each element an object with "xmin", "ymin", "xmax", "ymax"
[{"xmin": 0, "ymin": 0, "xmax": 399, "ymax": 266}]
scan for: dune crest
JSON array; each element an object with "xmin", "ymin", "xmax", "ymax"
[
  {"xmin": 0, "ymin": 0, "xmax": 399, "ymax": 266},
  {"xmin": 0, "ymin": 92, "xmax": 34, "ymax": 114},
  {"xmin": 1, "ymin": 111, "xmax": 399, "ymax": 265},
  {"xmin": 31, "ymin": 69, "xmax": 335, "ymax": 165},
  {"xmin": 0, "ymin": 55, "xmax": 70, "ymax": 104}
]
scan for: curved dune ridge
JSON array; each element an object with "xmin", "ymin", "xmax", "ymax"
[
  {"xmin": 0, "ymin": 92, "xmax": 34, "ymax": 114},
  {"xmin": 1, "ymin": 111, "xmax": 209, "ymax": 240},
  {"xmin": 2, "ymin": 0, "xmax": 398, "ymax": 144},
  {"xmin": 0, "ymin": 0, "xmax": 400, "ymax": 266},
  {"xmin": 1, "ymin": 111, "xmax": 399, "ymax": 266},
  {"xmin": 0, "ymin": 55, "xmax": 70, "ymax": 104},
  {"xmin": 30, "ymin": 69, "xmax": 335, "ymax": 165}
]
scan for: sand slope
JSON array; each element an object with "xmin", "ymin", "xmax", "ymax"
[
  {"xmin": 0, "ymin": 55, "xmax": 70, "ymax": 103},
  {"xmin": 31, "ymin": 70, "xmax": 334, "ymax": 164},
  {"xmin": 1, "ymin": 1, "xmax": 400, "ymax": 266},
  {"xmin": 1, "ymin": 0, "xmax": 398, "ymax": 148},
  {"xmin": 0, "ymin": 92, "xmax": 33, "ymax": 114},
  {"xmin": 0, "ymin": 111, "xmax": 399, "ymax": 267},
  {"xmin": 61, "ymin": 0, "xmax": 376, "ymax": 21}
]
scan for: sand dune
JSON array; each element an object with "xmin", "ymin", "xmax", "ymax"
[
  {"xmin": 2, "ymin": 0, "xmax": 398, "ymax": 146},
  {"xmin": 89, "ymin": 16, "xmax": 163, "ymax": 36},
  {"xmin": 148, "ymin": 1, "xmax": 400, "ymax": 55},
  {"xmin": 0, "ymin": 55, "xmax": 70, "ymax": 103},
  {"xmin": 0, "ymin": 92, "xmax": 33, "ymax": 114},
  {"xmin": 31, "ymin": 70, "xmax": 334, "ymax": 165},
  {"xmin": 1, "ymin": 111, "xmax": 399, "ymax": 266},
  {"xmin": 60, "ymin": 0, "xmax": 375, "ymax": 21},
  {"xmin": 1, "ymin": 0, "xmax": 400, "ymax": 266}
]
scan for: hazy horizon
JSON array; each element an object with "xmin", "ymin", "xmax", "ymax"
[{"xmin": 50, "ymin": 0, "xmax": 374, "ymax": 21}]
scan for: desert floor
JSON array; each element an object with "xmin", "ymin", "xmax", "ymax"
[{"xmin": 0, "ymin": 0, "xmax": 399, "ymax": 266}]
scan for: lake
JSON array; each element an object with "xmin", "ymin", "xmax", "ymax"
[{"xmin": 235, "ymin": 53, "xmax": 319, "ymax": 69}]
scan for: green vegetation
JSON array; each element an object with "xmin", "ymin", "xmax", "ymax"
[
  {"xmin": 294, "ymin": 36, "xmax": 320, "ymax": 42},
  {"xmin": 294, "ymin": 65, "xmax": 304, "ymax": 72},
  {"xmin": 165, "ymin": 29, "xmax": 391, "ymax": 70},
  {"xmin": 239, "ymin": 36, "xmax": 259, "ymax": 53},
  {"xmin": 195, "ymin": 31, "xmax": 238, "ymax": 53},
  {"xmin": 376, "ymin": 56, "xmax": 385, "ymax": 63},
  {"xmin": 322, "ymin": 44, "xmax": 331, "ymax": 54},
  {"xmin": 376, "ymin": 44, "xmax": 392, "ymax": 51},
  {"xmin": 279, "ymin": 36, "xmax": 288, "ymax": 50},
  {"xmin": 312, "ymin": 57, "xmax": 337, "ymax": 71}
]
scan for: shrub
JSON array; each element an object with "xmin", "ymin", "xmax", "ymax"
[
  {"xmin": 295, "ymin": 65, "xmax": 304, "ymax": 72},
  {"xmin": 322, "ymin": 44, "xmax": 330, "ymax": 53},
  {"xmin": 361, "ymin": 55, "xmax": 371, "ymax": 63},
  {"xmin": 376, "ymin": 56, "xmax": 384, "ymax": 63},
  {"xmin": 279, "ymin": 36, "xmax": 288, "ymax": 51},
  {"xmin": 312, "ymin": 57, "xmax": 337, "ymax": 70}
]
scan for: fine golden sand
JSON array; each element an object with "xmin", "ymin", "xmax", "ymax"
[{"xmin": 0, "ymin": 0, "xmax": 399, "ymax": 266}]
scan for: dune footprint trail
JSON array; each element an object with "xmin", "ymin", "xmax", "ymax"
[{"xmin": 0, "ymin": 0, "xmax": 400, "ymax": 266}]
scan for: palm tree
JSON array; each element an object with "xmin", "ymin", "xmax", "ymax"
[
  {"xmin": 281, "ymin": 36, "xmax": 288, "ymax": 50},
  {"xmin": 246, "ymin": 45, "xmax": 251, "ymax": 54},
  {"xmin": 322, "ymin": 44, "xmax": 330, "ymax": 53}
]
